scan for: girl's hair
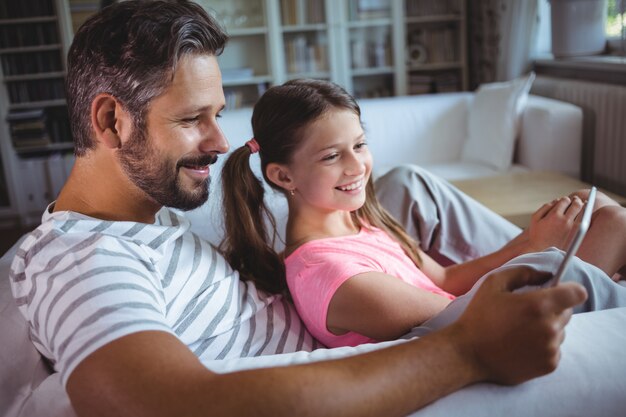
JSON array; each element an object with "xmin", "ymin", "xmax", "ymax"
[{"xmin": 220, "ymin": 79, "xmax": 421, "ymax": 295}]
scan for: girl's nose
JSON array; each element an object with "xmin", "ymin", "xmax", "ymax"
[{"xmin": 344, "ymin": 151, "xmax": 366, "ymax": 176}]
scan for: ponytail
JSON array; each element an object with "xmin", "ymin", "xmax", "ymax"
[{"xmin": 219, "ymin": 145, "xmax": 287, "ymax": 295}]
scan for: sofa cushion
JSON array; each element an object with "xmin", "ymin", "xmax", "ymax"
[
  {"xmin": 0, "ymin": 237, "xmax": 63, "ymax": 417},
  {"xmin": 461, "ymin": 72, "xmax": 535, "ymax": 172},
  {"xmin": 359, "ymin": 94, "xmax": 471, "ymax": 176}
]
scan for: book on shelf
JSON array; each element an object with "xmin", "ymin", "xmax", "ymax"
[
  {"xmin": 0, "ymin": 20, "xmax": 59, "ymax": 48},
  {"xmin": 433, "ymin": 73, "xmax": 459, "ymax": 92},
  {"xmin": 7, "ymin": 108, "xmax": 50, "ymax": 149},
  {"xmin": 349, "ymin": 0, "xmax": 390, "ymax": 21},
  {"xmin": 285, "ymin": 35, "xmax": 327, "ymax": 73},
  {"xmin": 46, "ymin": 106, "xmax": 72, "ymax": 144},
  {"xmin": 408, "ymin": 26, "xmax": 458, "ymax": 64},
  {"xmin": 405, "ymin": 0, "xmax": 461, "ymax": 17},
  {"xmin": 281, "ymin": 0, "xmax": 325, "ymax": 25},
  {"xmin": 7, "ymin": 107, "xmax": 72, "ymax": 150},
  {"xmin": 408, "ymin": 74, "xmax": 434, "ymax": 94},
  {"xmin": 0, "ymin": 1, "xmax": 55, "ymax": 19},
  {"xmin": 351, "ymin": 38, "xmax": 389, "ymax": 69},
  {"xmin": 6, "ymin": 78, "xmax": 65, "ymax": 103},
  {"xmin": 1, "ymin": 50, "xmax": 63, "ymax": 76}
]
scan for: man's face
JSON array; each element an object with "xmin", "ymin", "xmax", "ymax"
[{"xmin": 118, "ymin": 54, "xmax": 229, "ymax": 211}]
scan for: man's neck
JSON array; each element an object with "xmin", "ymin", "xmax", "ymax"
[{"xmin": 54, "ymin": 154, "xmax": 161, "ymax": 224}]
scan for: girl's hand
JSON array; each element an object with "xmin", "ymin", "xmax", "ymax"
[{"xmin": 526, "ymin": 195, "xmax": 584, "ymax": 252}]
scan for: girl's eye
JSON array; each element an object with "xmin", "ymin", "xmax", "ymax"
[
  {"xmin": 322, "ymin": 153, "xmax": 339, "ymax": 162},
  {"xmin": 355, "ymin": 141, "xmax": 368, "ymax": 150}
]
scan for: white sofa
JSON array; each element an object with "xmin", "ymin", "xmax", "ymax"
[
  {"xmin": 215, "ymin": 92, "xmax": 583, "ymax": 180},
  {"xmin": 10, "ymin": 92, "xmax": 626, "ymax": 417},
  {"xmin": 188, "ymin": 92, "xmax": 584, "ymax": 247}
]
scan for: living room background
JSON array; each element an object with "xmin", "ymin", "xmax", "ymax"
[{"xmin": 0, "ymin": 0, "xmax": 625, "ymax": 253}]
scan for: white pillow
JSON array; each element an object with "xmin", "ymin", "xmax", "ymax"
[{"xmin": 461, "ymin": 72, "xmax": 535, "ymax": 171}]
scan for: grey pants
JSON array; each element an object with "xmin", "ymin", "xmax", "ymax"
[{"xmin": 374, "ymin": 165, "xmax": 626, "ymax": 334}]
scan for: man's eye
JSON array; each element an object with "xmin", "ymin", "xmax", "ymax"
[{"xmin": 181, "ymin": 117, "xmax": 200, "ymax": 124}]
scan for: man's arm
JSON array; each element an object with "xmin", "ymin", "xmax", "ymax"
[{"xmin": 67, "ymin": 267, "xmax": 587, "ymax": 417}]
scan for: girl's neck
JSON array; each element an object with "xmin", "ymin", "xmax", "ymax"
[{"xmin": 285, "ymin": 209, "xmax": 359, "ymax": 256}]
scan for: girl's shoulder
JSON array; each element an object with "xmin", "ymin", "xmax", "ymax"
[{"xmin": 285, "ymin": 227, "xmax": 389, "ymax": 263}]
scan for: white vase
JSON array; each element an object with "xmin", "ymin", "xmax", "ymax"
[{"xmin": 550, "ymin": 0, "xmax": 608, "ymax": 57}]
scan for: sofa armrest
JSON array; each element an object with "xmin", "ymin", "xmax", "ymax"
[{"xmin": 517, "ymin": 95, "xmax": 583, "ymax": 178}]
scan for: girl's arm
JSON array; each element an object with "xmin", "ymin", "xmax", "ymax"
[
  {"xmin": 327, "ymin": 271, "xmax": 452, "ymax": 341},
  {"xmin": 423, "ymin": 196, "xmax": 585, "ymax": 295}
]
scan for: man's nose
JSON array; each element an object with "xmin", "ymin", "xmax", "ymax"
[{"xmin": 198, "ymin": 123, "xmax": 230, "ymax": 155}]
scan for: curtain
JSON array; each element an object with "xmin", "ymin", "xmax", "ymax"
[
  {"xmin": 467, "ymin": 0, "xmax": 503, "ymax": 89},
  {"xmin": 496, "ymin": 0, "xmax": 539, "ymax": 81},
  {"xmin": 467, "ymin": 0, "xmax": 539, "ymax": 89}
]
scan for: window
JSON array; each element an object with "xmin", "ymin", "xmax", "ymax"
[
  {"xmin": 535, "ymin": 0, "xmax": 625, "ymax": 57},
  {"xmin": 607, "ymin": 0, "xmax": 625, "ymax": 39},
  {"xmin": 607, "ymin": 0, "xmax": 626, "ymax": 54}
]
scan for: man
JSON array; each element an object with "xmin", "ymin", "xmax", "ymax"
[{"xmin": 10, "ymin": 1, "xmax": 586, "ymax": 416}]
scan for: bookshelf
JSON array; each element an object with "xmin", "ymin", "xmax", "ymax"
[
  {"xmin": 403, "ymin": 0, "xmax": 468, "ymax": 95},
  {"xmin": 0, "ymin": 0, "xmax": 469, "ymax": 227},
  {"xmin": 197, "ymin": 0, "xmax": 467, "ymax": 105},
  {"xmin": 0, "ymin": 0, "xmax": 74, "ymax": 226},
  {"xmin": 339, "ymin": 0, "xmax": 400, "ymax": 98}
]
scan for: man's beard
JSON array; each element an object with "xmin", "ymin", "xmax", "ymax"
[{"xmin": 118, "ymin": 130, "xmax": 216, "ymax": 211}]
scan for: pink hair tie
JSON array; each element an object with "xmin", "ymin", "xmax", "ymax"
[{"xmin": 246, "ymin": 138, "xmax": 260, "ymax": 154}]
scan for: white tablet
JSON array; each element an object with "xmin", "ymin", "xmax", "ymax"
[{"xmin": 552, "ymin": 186, "xmax": 597, "ymax": 286}]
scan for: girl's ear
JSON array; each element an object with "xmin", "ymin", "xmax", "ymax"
[
  {"xmin": 91, "ymin": 93, "xmax": 133, "ymax": 150},
  {"xmin": 266, "ymin": 162, "xmax": 294, "ymax": 191}
]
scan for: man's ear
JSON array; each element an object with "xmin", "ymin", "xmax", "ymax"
[
  {"xmin": 266, "ymin": 163, "xmax": 294, "ymax": 191},
  {"xmin": 90, "ymin": 93, "xmax": 132, "ymax": 150}
]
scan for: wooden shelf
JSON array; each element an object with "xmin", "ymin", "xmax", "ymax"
[
  {"xmin": 222, "ymin": 75, "xmax": 272, "ymax": 87},
  {"xmin": 352, "ymin": 66, "xmax": 394, "ymax": 77},
  {"xmin": 0, "ymin": 16, "xmax": 57, "ymax": 25},
  {"xmin": 286, "ymin": 70, "xmax": 330, "ymax": 79},
  {"xmin": 406, "ymin": 14, "xmax": 462, "ymax": 24},
  {"xmin": 15, "ymin": 142, "xmax": 74, "ymax": 155},
  {"xmin": 225, "ymin": 27, "xmax": 268, "ymax": 37},
  {"xmin": 3, "ymin": 71, "xmax": 65, "ymax": 82},
  {"xmin": 9, "ymin": 99, "xmax": 67, "ymax": 110},
  {"xmin": 347, "ymin": 18, "xmax": 392, "ymax": 28},
  {"xmin": 0, "ymin": 44, "xmax": 63, "ymax": 54},
  {"xmin": 408, "ymin": 62, "xmax": 463, "ymax": 71},
  {"xmin": 282, "ymin": 23, "xmax": 327, "ymax": 33},
  {"xmin": 404, "ymin": 0, "xmax": 468, "ymax": 93}
]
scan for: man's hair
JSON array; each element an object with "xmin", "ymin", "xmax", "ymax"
[{"xmin": 66, "ymin": 0, "xmax": 228, "ymax": 156}]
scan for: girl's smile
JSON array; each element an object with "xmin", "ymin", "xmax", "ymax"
[{"xmin": 335, "ymin": 178, "xmax": 365, "ymax": 193}]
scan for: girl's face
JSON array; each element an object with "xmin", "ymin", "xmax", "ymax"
[{"xmin": 286, "ymin": 109, "xmax": 373, "ymax": 215}]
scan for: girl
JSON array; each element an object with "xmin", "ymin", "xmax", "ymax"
[{"xmin": 220, "ymin": 79, "xmax": 626, "ymax": 348}]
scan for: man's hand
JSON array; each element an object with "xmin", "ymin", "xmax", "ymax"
[{"xmin": 453, "ymin": 266, "xmax": 587, "ymax": 385}]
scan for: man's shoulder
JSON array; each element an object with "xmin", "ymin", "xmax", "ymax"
[{"xmin": 11, "ymin": 209, "xmax": 188, "ymax": 278}]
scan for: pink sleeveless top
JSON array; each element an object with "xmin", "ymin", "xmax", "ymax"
[{"xmin": 285, "ymin": 227, "xmax": 454, "ymax": 347}]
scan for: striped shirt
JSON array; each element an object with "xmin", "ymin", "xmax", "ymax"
[{"xmin": 10, "ymin": 206, "xmax": 319, "ymax": 386}]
